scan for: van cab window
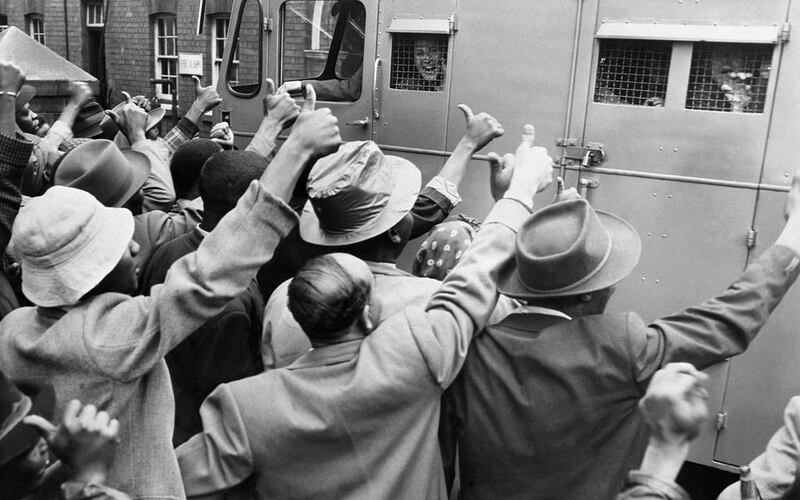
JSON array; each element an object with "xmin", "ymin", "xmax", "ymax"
[
  {"xmin": 389, "ymin": 33, "xmax": 448, "ymax": 92},
  {"xmin": 594, "ymin": 39, "xmax": 671, "ymax": 107},
  {"xmin": 227, "ymin": 0, "xmax": 262, "ymax": 96},
  {"xmin": 280, "ymin": 0, "xmax": 366, "ymax": 102},
  {"xmin": 686, "ymin": 43, "xmax": 772, "ymax": 113}
]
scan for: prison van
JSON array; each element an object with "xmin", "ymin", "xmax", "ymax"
[{"xmin": 210, "ymin": 0, "xmax": 800, "ymax": 476}]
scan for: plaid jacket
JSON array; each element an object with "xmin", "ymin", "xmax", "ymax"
[{"xmin": 0, "ymin": 133, "xmax": 33, "ymax": 254}]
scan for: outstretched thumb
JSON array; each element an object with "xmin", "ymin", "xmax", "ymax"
[
  {"xmin": 302, "ymin": 84, "xmax": 316, "ymax": 112},
  {"xmin": 22, "ymin": 415, "xmax": 57, "ymax": 442},
  {"xmin": 265, "ymin": 78, "xmax": 276, "ymax": 96},
  {"xmin": 121, "ymin": 91, "xmax": 132, "ymax": 104},
  {"xmin": 521, "ymin": 124, "xmax": 535, "ymax": 147},
  {"xmin": 192, "ymin": 75, "xmax": 203, "ymax": 92},
  {"xmin": 457, "ymin": 104, "xmax": 474, "ymax": 121},
  {"xmin": 104, "ymin": 110, "xmax": 121, "ymax": 127}
]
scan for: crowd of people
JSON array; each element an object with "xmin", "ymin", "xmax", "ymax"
[{"xmin": 0, "ymin": 57, "xmax": 800, "ymax": 500}]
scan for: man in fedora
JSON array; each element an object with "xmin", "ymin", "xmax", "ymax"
[
  {"xmin": 0, "ymin": 86, "xmax": 342, "ymax": 499},
  {"xmin": 440, "ymin": 183, "xmax": 800, "ymax": 499},
  {"xmin": 175, "ymin": 124, "xmax": 553, "ymax": 498},
  {"xmin": 259, "ymin": 103, "xmax": 509, "ymax": 368}
]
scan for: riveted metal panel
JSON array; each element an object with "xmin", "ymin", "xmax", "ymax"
[{"xmin": 598, "ymin": 0, "xmax": 790, "ymax": 25}]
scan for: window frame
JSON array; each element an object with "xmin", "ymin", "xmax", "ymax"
[
  {"xmin": 153, "ymin": 15, "xmax": 178, "ymax": 103},
  {"xmin": 225, "ymin": 0, "xmax": 263, "ymax": 98},
  {"xmin": 27, "ymin": 14, "xmax": 46, "ymax": 45},
  {"xmin": 86, "ymin": 1, "xmax": 104, "ymax": 28},
  {"xmin": 211, "ymin": 16, "xmax": 238, "ymax": 88}
]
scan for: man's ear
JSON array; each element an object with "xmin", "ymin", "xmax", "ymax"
[{"xmin": 387, "ymin": 227, "xmax": 403, "ymax": 244}]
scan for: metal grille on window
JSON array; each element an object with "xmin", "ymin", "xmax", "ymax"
[
  {"xmin": 686, "ymin": 43, "xmax": 772, "ymax": 113},
  {"xmin": 389, "ymin": 33, "xmax": 448, "ymax": 92},
  {"xmin": 594, "ymin": 40, "xmax": 671, "ymax": 107}
]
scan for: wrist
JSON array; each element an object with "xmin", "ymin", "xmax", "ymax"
[
  {"xmin": 281, "ymin": 138, "xmax": 312, "ymax": 163},
  {"xmin": 258, "ymin": 116, "xmax": 281, "ymax": 137},
  {"xmin": 502, "ymin": 189, "xmax": 534, "ymax": 210},
  {"xmin": 458, "ymin": 136, "xmax": 479, "ymax": 153}
]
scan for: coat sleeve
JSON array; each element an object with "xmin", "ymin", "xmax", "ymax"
[
  {"xmin": 632, "ymin": 245, "xmax": 800, "ymax": 388},
  {"xmin": 0, "ymin": 133, "xmax": 32, "ymax": 254},
  {"xmin": 84, "ymin": 181, "xmax": 298, "ymax": 382},
  {"xmin": 131, "ymin": 138, "xmax": 176, "ymax": 213},
  {"xmin": 414, "ymin": 198, "xmax": 529, "ymax": 389},
  {"xmin": 177, "ymin": 384, "xmax": 255, "ymax": 495},
  {"xmin": 747, "ymin": 396, "xmax": 800, "ymax": 498}
]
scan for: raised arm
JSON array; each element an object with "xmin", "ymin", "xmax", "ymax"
[
  {"xmin": 88, "ymin": 85, "xmax": 342, "ymax": 382},
  {"xmin": 246, "ymin": 78, "xmax": 301, "ymax": 160},
  {"xmin": 634, "ymin": 166, "xmax": 800, "ymax": 385},
  {"xmin": 415, "ymin": 124, "xmax": 552, "ymax": 387}
]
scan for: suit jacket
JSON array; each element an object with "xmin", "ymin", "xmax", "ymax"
[
  {"xmin": 176, "ymin": 199, "xmax": 530, "ymax": 500},
  {"xmin": 0, "ymin": 182, "xmax": 297, "ymax": 500},
  {"xmin": 440, "ymin": 245, "xmax": 800, "ymax": 500}
]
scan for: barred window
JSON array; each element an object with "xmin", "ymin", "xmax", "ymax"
[
  {"xmin": 389, "ymin": 33, "xmax": 448, "ymax": 92},
  {"xmin": 594, "ymin": 39, "xmax": 671, "ymax": 107},
  {"xmin": 212, "ymin": 17, "xmax": 238, "ymax": 87},
  {"xmin": 686, "ymin": 43, "xmax": 772, "ymax": 113},
  {"xmin": 27, "ymin": 15, "xmax": 45, "ymax": 45},
  {"xmin": 154, "ymin": 16, "xmax": 178, "ymax": 101}
]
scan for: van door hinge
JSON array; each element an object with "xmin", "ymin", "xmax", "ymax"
[
  {"xmin": 264, "ymin": 16, "xmax": 273, "ymax": 32},
  {"xmin": 449, "ymin": 14, "xmax": 458, "ymax": 32},
  {"xmin": 716, "ymin": 411, "xmax": 728, "ymax": 431},
  {"xmin": 746, "ymin": 229, "xmax": 758, "ymax": 249},
  {"xmin": 781, "ymin": 23, "xmax": 791, "ymax": 43}
]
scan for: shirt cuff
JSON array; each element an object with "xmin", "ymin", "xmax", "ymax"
[
  {"xmin": 176, "ymin": 116, "xmax": 200, "ymax": 137},
  {"xmin": 246, "ymin": 134, "xmax": 277, "ymax": 158},
  {"xmin": 426, "ymin": 175, "xmax": 462, "ymax": 206},
  {"xmin": 483, "ymin": 198, "xmax": 531, "ymax": 232}
]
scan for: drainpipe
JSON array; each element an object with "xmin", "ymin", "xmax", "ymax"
[{"xmin": 62, "ymin": 0, "xmax": 70, "ymax": 60}]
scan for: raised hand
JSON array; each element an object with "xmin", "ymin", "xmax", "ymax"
[
  {"xmin": 505, "ymin": 124, "xmax": 553, "ymax": 204},
  {"xmin": 24, "ymin": 399, "xmax": 120, "ymax": 484},
  {"xmin": 68, "ymin": 81, "xmax": 93, "ymax": 108},
  {"xmin": 0, "ymin": 61, "xmax": 25, "ymax": 93},
  {"xmin": 285, "ymin": 84, "xmax": 341, "ymax": 158},
  {"xmin": 105, "ymin": 92, "xmax": 148, "ymax": 143},
  {"xmin": 209, "ymin": 121, "xmax": 234, "ymax": 148},
  {"xmin": 263, "ymin": 78, "xmax": 300, "ymax": 130},
  {"xmin": 486, "ymin": 152, "xmax": 514, "ymax": 202},
  {"xmin": 458, "ymin": 104, "xmax": 504, "ymax": 153},
  {"xmin": 639, "ymin": 362, "xmax": 709, "ymax": 443},
  {"xmin": 131, "ymin": 95, "xmax": 152, "ymax": 112},
  {"xmin": 192, "ymin": 75, "xmax": 223, "ymax": 112}
]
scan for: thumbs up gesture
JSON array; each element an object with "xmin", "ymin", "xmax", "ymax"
[
  {"xmin": 192, "ymin": 75, "xmax": 222, "ymax": 112},
  {"xmin": 458, "ymin": 104, "xmax": 504, "ymax": 153},
  {"xmin": 285, "ymin": 84, "xmax": 341, "ymax": 158},
  {"xmin": 504, "ymin": 124, "xmax": 553, "ymax": 206},
  {"xmin": 263, "ymin": 78, "xmax": 301, "ymax": 130}
]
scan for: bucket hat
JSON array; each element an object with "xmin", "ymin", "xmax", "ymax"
[
  {"xmin": 11, "ymin": 186, "xmax": 135, "ymax": 307},
  {"xmin": 0, "ymin": 370, "xmax": 55, "ymax": 466},
  {"xmin": 54, "ymin": 139, "xmax": 150, "ymax": 207},
  {"xmin": 299, "ymin": 141, "xmax": 421, "ymax": 246},
  {"xmin": 497, "ymin": 198, "xmax": 641, "ymax": 298}
]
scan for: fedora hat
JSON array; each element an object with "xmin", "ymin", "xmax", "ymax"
[
  {"xmin": 0, "ymin": 370, "xmax": 54, "ymax": 466},
  {"xmin": 15, "ymin": 84, "xmax": 35, "ymax": 112},
  {"xmin": 54, "ymin": 139, "xmax": 150, "ymax": 207},
  {"xmin": 100, "ymin": 103, "xmax": 165, "ymax": 139},
  {"xmin": 11, "ymin": 186, "xmax": 135, "ymax": 307},
  {"xmin": 299, "ymin": 141, "xmax": 421, "ymax": 246},
  {"xmin": 72, "ymin": 101, "xmax": 105, "ymax": 138},
  {"xmin": 497, "ymin": 198, "xmax": 641, "ymax": 299}
]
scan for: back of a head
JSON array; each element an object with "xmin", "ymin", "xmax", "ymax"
[
  {"xmin": 199, "ymin": 150, "xmax": 268, "ymax": 217},
  {"xmin": 171, "ymin": 139, "xmax": 223, "ymax": 198},
  {"xmin": 288, "ymin": 254, "xmax": 371, "ymax": 341}
]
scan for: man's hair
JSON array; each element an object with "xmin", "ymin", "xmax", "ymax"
[
  {"xmin": 288, "ymin": 255, "xmax": 371, "ymax": 341},
  {"xmin": 170, "ymin": 139, "xmax": 223, "ymax": 198},
  {"xmin": 199, "ymin": 150, "xmax": 268, "ymax": 216}
]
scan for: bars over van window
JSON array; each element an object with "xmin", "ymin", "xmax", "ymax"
[
  {"xmin": 594, "ymin": 39, "xmax": 671, "ymax": 107},
  {"xmin": 389, "ymin": 33, "xmax": 448, "ymax": 92}
]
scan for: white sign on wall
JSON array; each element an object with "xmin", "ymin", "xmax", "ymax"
[{"xmin": 178, "ymin": 53, "xmax": 204, "ymax": 76}]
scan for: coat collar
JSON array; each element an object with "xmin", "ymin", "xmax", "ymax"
[
  {"xmin": 287, "ymin": 338, "xmax": 363, "ymax": 370},
  {"xmin": 365, "ymin": 261, "xmax": 411, "ymax": 277},
  {"xmin": 491, "ymin": 305, "xmax": 572, "ymax": 333}
]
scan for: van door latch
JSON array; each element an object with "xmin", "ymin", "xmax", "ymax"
[{"xmin": 557, "ymin": 140, "xmax": 606, "ymax": 166}]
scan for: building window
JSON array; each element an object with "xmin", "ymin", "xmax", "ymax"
[
  {"xmin": 27, "ymin": 15, "xmax": 46, "ymax": 45},
  {"xmin": 86, "ymin": 1, "xmax": 104, "ymax": 28},
  {"xmin": 0, "ymin": 14, "xmax": 8, "ymax": 32},
  {"xmin": 154, "ymin": 16, "xmax": 178, "ymax": 102},
  {"xmin": 212, "ymin": 17, "xmax": 238, "ymax": 87}
]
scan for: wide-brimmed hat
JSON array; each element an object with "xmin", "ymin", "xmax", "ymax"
[
  {"xmin": 497, "ymin": 198, "xmax": 641, "ymax": 299},
  {"xmin": 15, "ymin": 84, "xmax": 35, "ymax": 112},
  {"xmin": 11, "ymin": 186, "xmax": 135, "ymax": 307},
  {"xmin": 100, "ymin": 104, "xmax": 165, "ymax": 139},
  {"xmin": 54, "ymin": 139, "xmax": 150, "ymax": 207},
  {"xmin": 299, "ymin": 141, "xmax": 421, "ymax": 246},
  {"xmin": 0, "ymin": 370, "xmax": 55, "ymax": 466},
  {"xmin": 72, "ymin": 101, "xmax": 105, "ymax": 138}
]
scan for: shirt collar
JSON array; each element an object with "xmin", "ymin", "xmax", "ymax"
[
  {"xmin": 365, "ymin": 261, "xmax": 412, "ymax": 277},
  {"xmin": 287, "ymin": 338, "xmax": 363, "ymax": 370},
  {"xmin": 491, "ymin": 305, "xmax": 572, "ymax": 331}
]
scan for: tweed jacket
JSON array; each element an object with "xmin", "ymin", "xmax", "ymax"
[
  {"xmin": 440, "ymin": 244, "xmax": 800, "ymax": 500},
  {"xmin": 176, "ymin": 198, "xmax": 530, "ymax": 500},
  {"xmin": 0, "ymin": 181, "xmax": 298, "ymax": 500}
]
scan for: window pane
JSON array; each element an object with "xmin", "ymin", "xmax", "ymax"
[
  {"xmin": 686, "ymin": 43, "xmax": 772, "ymax": 113},
  {"xmin": 227, "ymin": 0, "xmax": 262, "ymax": 95},
  {"xmin": 593, "ymin": 39, "xmax": 671, "ymax": 107},
  {"xmin": 389, "ymin": 33, "xmax": 448, "ymax": 92}
]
